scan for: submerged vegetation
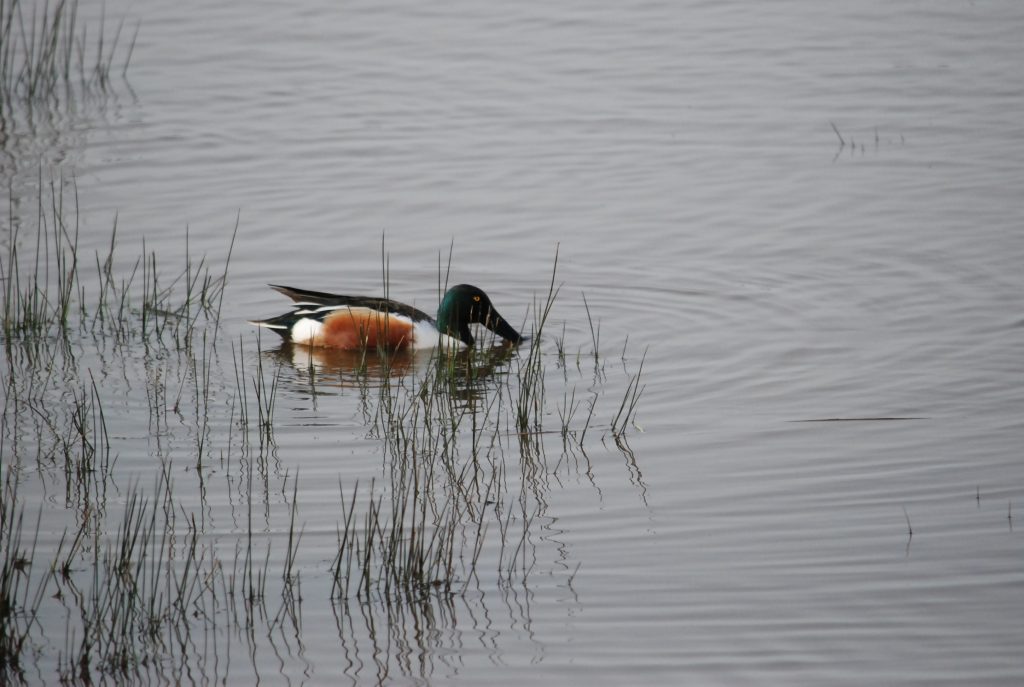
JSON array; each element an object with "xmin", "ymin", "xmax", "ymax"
[{"xmin": 0, "ymin": 181, "xmax": 645, "ymax": 682}]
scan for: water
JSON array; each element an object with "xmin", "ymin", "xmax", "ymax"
[{"xmin": 2, "ymin": 0, "xmax": 1022, "ymax": 684}]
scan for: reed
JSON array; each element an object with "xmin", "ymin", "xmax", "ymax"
[
  {"xmin": 0, "ymin": 180, "xmax": 247, "ymax": 680},
  {"xmin": 582, "ymin": 291, "xmax": 600, "ymax": 362},
  {"xmin": 323, "ymin": 257, "xmax": 558, "ymax": 604},
  {"xmin": 0, "ymin": 471, "xmax": 50, "ymax": 680},
  {"xmin": 51, "ymin": 476, "xmax": 230, "ymax": 681},
  {"xmin": 611, "ymin": 347, "xmax": 646, "ymax": 438},
  {"xmin": 1, "ymin": 219, "xmax": 643, "ymax": 682},
  {"xmin": 251, "ymin": 334, "xmax": 281, "ymax": 444},
  {"xmin": 3, "ymin": 180, "xmax": 234, "ymax": 351},
  {"xmin": 329, "ymin": 476, "xmax": 490, "ymax": 603},
  {"xmin": 1, "ymin": 176, "xmax": 81, "ymax": 344},
  {"xmin": 0, "ymin": 0, "xmax": 138, "ymax": 112},
  {"xmin": 513, "ymin": 247, "xmax": 561, "ymax": 438}
]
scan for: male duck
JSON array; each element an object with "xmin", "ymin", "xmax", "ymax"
[{"xmin": 250, "ymin": 284, "xmax": 522, "ymax": 350}]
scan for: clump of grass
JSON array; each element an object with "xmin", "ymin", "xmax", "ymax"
[
  {"xmin": 0, "ymin": 471, "xmax": 51, "ymax": 680},
  {"xmin": 0, "ymin": 0, "xmax": 138, "ymax": 113},
  {"xmin": 2, "ymin": 175, "xmax": 81, "ymax": 344},
  {"xmin": 331, "ymin": 391, "xmax": 473, "ymax": 602},
  {"xmin": 2, "ymin": 180, "xmax": 236, "ymax": 352},
  {"xmin": 0, "ymin": 180, "xmax": 245, "ymax": 678},
  {"xmin": 52, "ymin": 477, "xmax": 229, "ymax": 682},
  {"xmin": 2, "ymin": 220, "xmax": 645, "ymax": 682},
  {"xmin": 329, "ymin": 452, "xmax": 526, "ymax": 605},
  {"xmin": 61, "ymin": 372, "xmax": 114, "ymax": 502},
  {"xmin": 340, "ymin": 482, "xmax": 467, "ymax": 602},
  {"xmin": 323, "ymin": 253, "xmax": 553, "ymax": 603},
  {"xmin": 231, "ymin": 331, "xmax": 281, "ymax": 451},
  {"xmin": 611, "ymin": 347, "xmax": 646, "ymax": 439},
  {"xmin": 513, "ymin": 247, "xmax": 561, "ymax": 439}
]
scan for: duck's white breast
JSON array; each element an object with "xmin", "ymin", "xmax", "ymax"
[{"xmin": 412, "ymin": 320, "xmax": 466, "ymax": 350}]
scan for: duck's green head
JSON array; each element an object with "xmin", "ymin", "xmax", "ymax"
[{"xmin": 436, "ymin": 284, "xmax": 522, "ymax": 347}]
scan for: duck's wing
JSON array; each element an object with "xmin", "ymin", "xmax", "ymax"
[{"xmin": 268, "ymin": 284, "xmax": 434, "ymax": 322}]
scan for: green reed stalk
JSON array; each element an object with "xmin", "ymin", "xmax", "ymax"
[
  {"xmin": 0, "ymin": 0, "xmax": 137, "ymax": 107},
  {"xmin": 611, "ymin": 347, "xmax": 646, "ymax": 437},
  {"xmin": 514, "ymin": 246, "xmax": 560, "ymax": 437}
]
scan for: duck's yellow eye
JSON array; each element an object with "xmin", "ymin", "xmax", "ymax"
[{"xmin": 473, "ymin": 295, "xmax": 481, "ymax": 302}]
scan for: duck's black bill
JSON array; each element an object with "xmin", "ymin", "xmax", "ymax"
[{"xmin": 487, "ymin": 310, "xmax": 523, "ymax": 344}]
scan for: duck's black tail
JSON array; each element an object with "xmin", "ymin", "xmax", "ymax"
[{"xmin": 247, "ymin": 312, "xmax": 296, "ymax": 339}]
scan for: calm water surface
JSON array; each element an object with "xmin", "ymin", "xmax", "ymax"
[{"xmin": 2, "ymin": 0, "xmax": 1022, "ymax": 684}]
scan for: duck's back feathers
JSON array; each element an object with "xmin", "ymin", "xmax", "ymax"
[{"xmin": 268, "ymin": 284, "xmax": 434, "ymax": 323}]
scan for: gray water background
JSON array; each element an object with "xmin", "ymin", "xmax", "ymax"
[{"xmin": 2, "ymin": 1, "xmax": 1022, "ymax": 684}]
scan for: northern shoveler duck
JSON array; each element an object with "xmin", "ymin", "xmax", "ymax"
[{"xmin": 250, "ymin": 284, "xmax": 522, "ymax": 350}]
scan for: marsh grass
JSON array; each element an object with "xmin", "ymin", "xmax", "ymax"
[
  {"xmin": 611, "ymin": 347, "xmax": 646, "ymax": 438},
  {"xmin": 231, "ymin": 329, "xmax": 282, "ymax": 454},
  {"xmin": 0, "ymin": 183, "xmax": 247, "ymax": 680},
  {"xmin": 513, "ymin": 247, "xmax": 560, "ymax": 439},
  {"xmin": 314, "ymin": 248, "xmax": 571, "ymax": 605},
  {"xmin": 582, "ymin": 291, "xmax": 600, "ymax": 362},
  {"xmin": 2, "ymin": 176, "xmax": 80, "ymax": 343},
  {"xmin": 0, "ymin": 0, "xmax": 138, "ymax": 114},
  {"xmin": 2, "ymin": 198, "xmax": 643, "ymax": 682},
  {"xmin": 3, "ymin": 182, "xmax": 235, "ymax": 355},
  {"xmin": 0, "ymin": 471, "xmax": 48, "ymax": 678}
]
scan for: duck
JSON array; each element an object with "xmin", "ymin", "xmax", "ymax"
[{"xmin": 250, "ymin": 283, "xmax": 523, "ymax": 350}]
